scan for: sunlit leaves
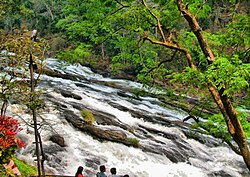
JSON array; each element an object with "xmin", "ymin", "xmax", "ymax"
[
  {"xmin": 199, "ymin": 107, "xmax": 250, "ymax": 140},
  {"xmin": 183, "ymin": 0, "xmax": 212, "ymax": 18},
  {"xmin": 205, "ymin": 56, "xmax": 249, "ymax": 96},
  {"xmin": 196, "ymin": 113, "xmax": 232, "ymax": 141}
]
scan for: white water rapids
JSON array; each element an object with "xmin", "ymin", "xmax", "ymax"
[{"xmin": 7, "ymin": 59, "xmax": 248, "ymax": 177}]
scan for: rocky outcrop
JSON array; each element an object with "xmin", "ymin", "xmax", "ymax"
[{"xmin": 61, "ymin": 109, "xmax": 137, "ymax": 147}]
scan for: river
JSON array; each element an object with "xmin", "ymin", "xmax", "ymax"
[{"xmin": 8, "ymin": 58, "xmax": 248, "ymax": 177}]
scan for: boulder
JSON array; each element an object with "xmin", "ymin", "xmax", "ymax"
[
  {"xmin": 49, "ymin": 134, "xmax": 66, "ymax": 147},
  {"xmin": 60, "ymin": 89, "xmax": 82, "ymax": 100}
]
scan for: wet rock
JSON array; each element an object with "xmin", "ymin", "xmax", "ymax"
[
  {"xmin": 43, "ymin": 68, "xmax": 78, "ymax": 81},
  {"xmin": 208, "ymin": 169, "xmax": 242, "ymax": 177},
  {"xmin": 182, "ymin": 129, "xmax": 221, "ymax": 147},
  {"xmin": 69, "ymin": 101, "xmax": 85, "ymax": 110},
  {"xmin": 82, "ymin": 125, "xmax": 132, "ymax": 146},
  {"xmin": 62, "ymin": 109, "xmax": 136, "ymax": 147},
  {"xmin": 85, "ymin": 157, "xmax": 101, "ymax": 169},
  {"xmin": 63, "ymin": 110, "xmax": 83, "ymax": 127},
  {"xmin": 49, "ymin": 134, "xmax": 66, "ymax": 147},
  {"xmin": 60, "ymin": 89, "xmax": 82, "ymax": 100},
  {"xmin": 43, "ymin": 144, "xmax": 65, "ymax": 154}
]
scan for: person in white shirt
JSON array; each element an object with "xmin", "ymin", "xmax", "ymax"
[{"xmin": 108, "ymin": 167, "xmax": 119, "ymax": 177}]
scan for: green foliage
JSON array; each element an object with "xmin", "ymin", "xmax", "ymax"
[
  {"xmin": 131, "ymin": 88, "xmax": 148, "ymax": 98},
  {"xmin": 223, "ymin": 14, "xmax": 250, "ymax": 49},
  {"xmin": 236, "ymin": 107, "xmax": 250, "ymax": 138},
  {"xmin": 111, "ymin": 63, "xmax": 128, "ymax": 75},
  {"xmin": 198, "ymin": 113, "xmax": 231, "ymax": 141},
  {"xmin": 171, "ymin": 67, "xmax": 206, "ymax": 88},
  {"xmin": 50, "ymin": 37, "xmax": 68, "ymax": 52},
  {"xmin": 25, "ymin": 98, "xmax": 44, "ymax": 111},
  {"xmin": 0, "ymin": 165, "xmax": 9, "ymax": 177},
  {"xmin": 57, "ymin": 46, "xmax": 96, "ymax": 71},
  {"xmin": 184, "ymin": 0, "xmax": 212, "ymax": 18},
  {"xmin": 80, "ymin": 108, "xmax": 95, "ymax": 125},
  {"xmin": 0, "ymin": 0, "xmax": 22, "ymax": 20},
  {"xmin": 0, "ymin": 29, "xmax": 47, "ymax": 114},
  {"xmin": 0, "ymin": 158, "xmax": 38, "ymax": 177},
  {"xmin": 0, "ymin": 145, "xmax": 17, "ymax": 164},
  {"xmin": 57, "ymin": 49, "xmax": 79, "ymax": 64},
  {"xmin": 171, "ymin": 54, "xmax": 250, "ymax": 98},
  {"xmin": 205, "ymin": 55, "xmax": 250, "ymax": 96},
  {"xmin": 196, "ymin": 106, "xmax": 250, "ymax": 140},
  {"xmin": 128, "ymin": 137, "xmax": 140, "ymax": 148}
]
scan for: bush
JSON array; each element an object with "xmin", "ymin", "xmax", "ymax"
[
  {"xmin": 0, "ymin": 115, "xmax": 25, "ymax": 164},
  {"xmin": 128, "ymin": 138, "xmax": 140, "ymax": 148},
  {"xmin": 80, "ymin": 108, "xmax": 95, "ymax": 125}
]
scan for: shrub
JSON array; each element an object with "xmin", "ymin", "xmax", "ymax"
[
  {"xmin": 0, "ymin": 115, "xmax": 25, "ymax": 164},
  {"xmin": 128, "ymin": 138, "xmax": 140, "ymax": 148},
  {"xmin": 80, "ymin": 108, "xmax": 95, "ymax": 125}
]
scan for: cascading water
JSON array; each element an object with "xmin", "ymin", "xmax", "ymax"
[{"xmin": 8, "ymin": 58, "xmax": 248, "ymax": 177}]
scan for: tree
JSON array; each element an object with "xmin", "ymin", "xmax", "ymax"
[
  {"xmin": 0, "ymin": 29, "xmax": 46, "ymax": 116},
  {"xmin": 139, "ymin": 0, "xmax": 250, "ymax": 170},
  {"xmin": 0, "ymin": 29, "xmax": 47, "ymax": 176}
]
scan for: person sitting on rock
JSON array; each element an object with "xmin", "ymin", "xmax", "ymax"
[{"xmin": 96, "ymin": 165, "xmax": 107, "ymax": 177}]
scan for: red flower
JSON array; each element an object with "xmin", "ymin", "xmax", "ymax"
[
  {"xmin": 16, "ymin": 138, "xmax": 26, "ymax": 148},
  {"xmin": 0, "ymin": 115, "xmax": 26, "ymax": 149}
]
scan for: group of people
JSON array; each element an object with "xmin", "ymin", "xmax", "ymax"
[{"xmin": 75, "ymin": 165, "xmax": 129, "ymax": 177}]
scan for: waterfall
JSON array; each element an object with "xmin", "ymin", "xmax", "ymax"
[{"xmin": 9, "ymin": 58, "xmax": 247, "ymax": 177}]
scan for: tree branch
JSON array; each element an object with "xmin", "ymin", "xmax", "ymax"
[
  {"xmin": 143, "ymin": 34, "xmax": 196, "ymax": 68},
  {"xmin": 194, "ymin": 0, "xmax": 207, "ymax": 18},
  {"xmin": 114, "ymin": 0, "xmax": 129, "ymax": 8},
  {"xmin": 111, "ymin": 0, "xmax": 129, "ymax": 16},
  {"xmin": 147, "ymin": 50, "xmax": 178, "ymax": 73},
  {"xmin": 177, "ymin": 0, "xmax": 215, "ymax": 64},
  {"xmin": 142, "ymin": 0, "xmax": 166, "ymax": 42},
  {"xmin": 92, "ymin": 27, "xmax": 123, "ymax": 51}
]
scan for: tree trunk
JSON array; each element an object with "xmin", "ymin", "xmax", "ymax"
[
  {"xmin": 176, "ymin": 0, "xmax": 250, "ymax": 170},
  {"xmin": 219, "ymin": 89, "xmax": 250, "ymax": 170},
  {"xmin": 1, "ymin": 101, "xmax": 8, "ymax": 117}
]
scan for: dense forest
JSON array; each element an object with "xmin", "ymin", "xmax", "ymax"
[{"xmin": 0, "ymin": 0, "xmax": 250, "ymax": 175}]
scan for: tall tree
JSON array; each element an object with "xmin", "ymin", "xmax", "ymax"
[{"xmin": 140, "ymin": 0, "xmax": 250, "ymax": 170}]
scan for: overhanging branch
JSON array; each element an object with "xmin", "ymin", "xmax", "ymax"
[
  {"xmin": 142, "ymin": 0, "xmax": 166, "ymax": 42},
  {"xmin": 143, "ymin": 34, "xmax": 196, "ymax": 69},
  {"xmin": 147, "ymin": 50, "xmax": 178, "ymax": 73}
]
